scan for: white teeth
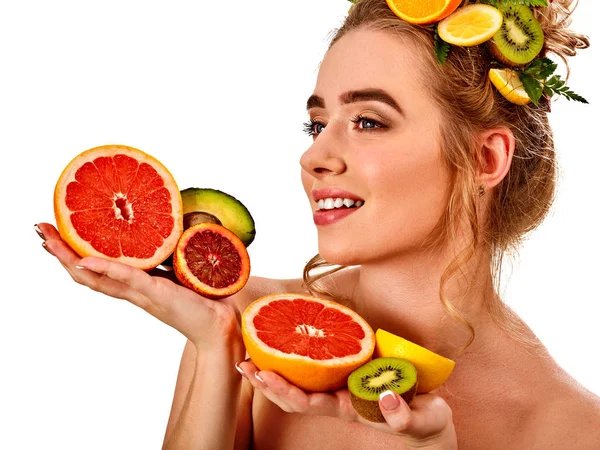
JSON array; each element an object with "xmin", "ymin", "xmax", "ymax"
[{"xmin": 316, "ymin": 197, "xmax": 364, "ymax": 210}]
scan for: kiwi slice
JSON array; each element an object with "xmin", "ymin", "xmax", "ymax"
[
  {"xmin": 488, "ymin": 5, "xmax": 544, "ymax": 66},
  {"xmin": 348, "ymin": 357, "xmax": 418, "ymax": 423}
]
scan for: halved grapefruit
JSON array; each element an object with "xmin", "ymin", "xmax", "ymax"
[
  {"xmin": 54, "ymin": 145, "xmax": 183, "ymax": 270},
  {"xmin": 173, "ymin": 223, "xmax": 251, "ymax": 299},
  {"xmin": 242, "ymin": 294, "xmax": 375, "ymax": 392}
]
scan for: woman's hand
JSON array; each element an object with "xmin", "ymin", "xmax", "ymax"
[
  {"xmin": 237, "ymin": 359, "xmax": 457, "ymax": 449},
  {"xmin": 36, "ymin": 223, "xmax": 243, "ymax": 353}
]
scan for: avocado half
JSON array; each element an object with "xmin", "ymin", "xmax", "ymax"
[{"xmin": 181, "ymin": 188, "xmax": 256, "ymax": 247}]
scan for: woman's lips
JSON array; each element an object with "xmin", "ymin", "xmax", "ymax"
[{"xmin": 313, "ymin": 206, "xmax": 361, "ymax": 226}]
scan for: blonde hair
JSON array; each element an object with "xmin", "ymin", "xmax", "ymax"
[{"xmin": 303, "ymin": 0, "xmax": 589, "ymax": 350}]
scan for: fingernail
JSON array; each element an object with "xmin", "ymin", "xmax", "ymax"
[
  {"xmin": 75, "ymin": 265, "xmax": 85, "ymax": 270},
  {"xmin": 34, "ymin": 224, "xmax": 46, "ymax": 241},
  {"xmin": 235, "ymin": 362, "xmax": 248, "ymax": 379},
  {"xmin": 41, "ymin": 242, "xmax": 53, "ymax": 256},
  {"xmin": 380, "ymin": 390, "xmax": 400, "ymax": 411},
  {"xmin": 255, "ymin": 371, "xmax": 268, "ymax": 387}
]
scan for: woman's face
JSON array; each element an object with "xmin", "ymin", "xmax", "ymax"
[{"xmin": 300, "ymin": 28, "xmax": 452, "ymax": 265}]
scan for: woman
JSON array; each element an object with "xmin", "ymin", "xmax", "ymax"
[{"xmin": 37, "ymin": 0, "xmax": 600, "ymax": 447}]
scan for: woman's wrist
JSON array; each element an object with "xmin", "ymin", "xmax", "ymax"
[{"xmin": 192, "ymin": 327, "xmax": 246, "ymax": 364}]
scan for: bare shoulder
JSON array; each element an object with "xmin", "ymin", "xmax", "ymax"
[
  {"xmin": 527, "ymin": 383, "xmax": 600, "ymax": 448},
  {"xmin": 230, "ymin": 265, "xmax": 360, "ymax": 313},
  {"xmin": 228, "ymin": 275, "xmax": 307, "ymax": 315}
]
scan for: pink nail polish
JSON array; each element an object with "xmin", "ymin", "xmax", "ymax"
[{"xmin": 379, "ymin": 390, "xmax": 400, "ymax": 411}]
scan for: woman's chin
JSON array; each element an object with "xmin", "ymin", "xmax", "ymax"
[{"xmin": 318, "ymin": 243, "xmax": 364, "ymax": 267}]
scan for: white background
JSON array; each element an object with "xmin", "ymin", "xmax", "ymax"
[{"xmin": 1, "ymin": 1, "xmax": 598, "ymax": 448}]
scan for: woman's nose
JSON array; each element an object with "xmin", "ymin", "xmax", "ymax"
[{"xmin": 299, "ymin": 130, "xmax": 347, "ymax": 178}]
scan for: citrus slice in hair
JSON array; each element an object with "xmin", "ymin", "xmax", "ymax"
[
  {"xmin": 242, "ymin": 294, "xmax": 375, "ymax": 392},
  {"xmin": 489, "ymin": 68, "xmax": 531, "ymax": 105},
  {"xmin": 438, "ymin": 4, "xmax": 504, "ymax": 46},
  {"xmin": 386, "ymin": 0, "xmax": 463, "ymax": 25},
  {"xmin": 374, "ymin": 329, "xmax": 455, "ymax": 393},
  {"xmin": 173, "ymin": 223, "xmax": 251, "ymax": 299},
  {"xmin": 54, "ymin": 145, "xmax": 183, "ymax": 270}
]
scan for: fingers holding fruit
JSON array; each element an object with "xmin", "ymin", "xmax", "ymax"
[
  {"xmin": 380, "ymin": 393, "xmax": 455, "ymax": 443},
  {"xmin": 37, "ymin": 222, "xmax": 110, "ymax": 288},
  {"xmin": 236, "ymin": 359, "xmax": 356, "ymax": 419},
  {"xmin": 40, "ymin": 144, "xmax": 260, "ymax": 343},
  {"xmin": 236, "ymin": 357, "xmax": 455, "ymax": 446},
  {"xmin": 36, "ymin": 222, "xmax": 240, "ymax": 348}
]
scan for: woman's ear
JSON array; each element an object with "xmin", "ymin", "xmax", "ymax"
[{"xmin": 478, "ymin": 127, "xmax": 515, "ymax": 190}]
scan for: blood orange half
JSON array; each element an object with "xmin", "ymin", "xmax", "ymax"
[
  {"xmin": 173, "ymin": 223, "xmax": 251, "ymax": 299},
  {"xmin": 242, "ymin": 294, "xmax": 375, "ymax": 392},
  {"xmin": 54, "ymin": 145, "xmax": 183, "ymax": 270}
]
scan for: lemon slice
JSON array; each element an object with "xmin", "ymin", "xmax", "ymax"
[
  {"xmin": 489, "ymin": 68, "xmax": 531, "ymax": 105},
  {"xmin": 438, "ymin": 4, "xmax": 504, "ymax": 47},
  {"xmin": 374, "ymin": 329, "xmax": 455, "ymax": 393}
]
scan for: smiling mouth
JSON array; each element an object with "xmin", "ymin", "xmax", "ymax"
[{"xmin": 316, "ymin": 197, "xmax": 364, "ymax": 211}]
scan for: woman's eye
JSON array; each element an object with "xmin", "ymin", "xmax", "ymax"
[
  {"xmin": 354, "ymin": 116, "xmax": 383, "ymax": 130},
  {"xmin": 303, "ymin": 120, "xmax": 325, "ymax": 137}
]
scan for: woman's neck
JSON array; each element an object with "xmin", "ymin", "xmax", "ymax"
[{"xmin": 350, "ymin": 244, "xmax": 498, "ymax": 360}]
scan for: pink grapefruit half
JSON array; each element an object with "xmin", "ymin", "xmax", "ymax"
[
  {"xmin": 54, "ymin": 144, "xmax": 183, "ymax": 270},
  {"xmin": 242, "ymin": 294, "xmax": 375, "ymax": 392}
]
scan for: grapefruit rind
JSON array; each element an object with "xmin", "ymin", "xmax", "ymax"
[
  {"xmin": 173, "ymin": 223, "xmax": 251, "ymax": 299},
  {"xmin": 53, "ymin": 144, "xmax": 183, "ymax": 270},
  {"xmin": 242, "ymin": 294, "xmax": 375, "ymax": 392}
]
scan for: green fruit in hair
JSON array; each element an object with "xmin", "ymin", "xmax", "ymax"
[
  {"xmin": 488, "ymin": 4, "xmax": 544, "ymax": 66},
  {"xmin": 347, "ymin": 357, "xmax": 418, "ymax": 423}
]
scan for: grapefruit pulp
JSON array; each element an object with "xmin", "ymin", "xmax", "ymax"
[
  {"xmin": 54, "ymin": 145, "xmax": 183, "ymax": 270},
  {"xmin": 242, "ymin": 294, "xmax": 375, "ymax": 392},
  {"xmin": 173, "ymin": 223, "xmax": 251, "ymax": 299}
]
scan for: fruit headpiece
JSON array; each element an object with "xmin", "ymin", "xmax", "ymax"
[{"xmin": 347, "ymin": 0, "xmax": 587, "ymax": 107}]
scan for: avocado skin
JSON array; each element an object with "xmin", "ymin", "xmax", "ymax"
[{"xmin": 180, "ymin": 188, "xmax": 256, "ymax": 247}]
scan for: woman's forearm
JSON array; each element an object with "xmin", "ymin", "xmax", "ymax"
[{"xmin": 164, "ymin": 346, "xmax": 244, "ymax": 450}]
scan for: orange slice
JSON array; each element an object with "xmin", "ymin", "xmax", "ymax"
[
  {"xmin": 374, "ymin": 329, "xmax": 455, "ymax": 393},
  {"xmin": 438, "ymin": 4, "xmax": 504, "ymax": 47},
  {"xmin": 386, "ymin": 0, "xmax": 463, "ymax": 25},
  {"xmin": 489, "ymin": 68, "xmax": 531, "ymax": 105},
  {"xmin": 242, "ymin": 294, "xmax": 375, "ymax": 392}
]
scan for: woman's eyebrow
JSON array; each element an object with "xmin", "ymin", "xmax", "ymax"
[
  {"xmin": 306, "ymin": 89, "xmax": 403, "ymax": 116},
  {"xmin": 306, "ymin": 94, "xmax": 325, "ymax": 110},
  {"xmin": 340, "ymin": 89, "xmax": 404, "ymax": 115}
]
